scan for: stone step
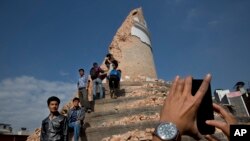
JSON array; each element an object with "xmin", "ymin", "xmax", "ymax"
[
  {"xmin": 79, "ymin": 81, "xmax": 170, "ymax": 141},
  {"xmin": 103, "ymin": 81, "xmax": 169, "ymax": 92},
  {"xmin": 102, "ymin": 81, "xmax": 144, "ymax": 90},
  {"xmin": 83, "ymin": 121, "xmax": 227, "ymax": 141},
  {"xmin": 92, "ymin": 93, "xmax": 164, "ymax": 113},
  {"xmin": 85, "ymin": 105, "xmax": 161, "ymax": 128},
  {"xmin": 84, "ymin": 120, "xmax": 158, "ymax": 141},
  {"xmin": 103, "ymin": 85, "xmax": 145, "ymax": 98},
  {"xmin": 99, "ymin": 84, "xmax": 146, "ymax": 100}
]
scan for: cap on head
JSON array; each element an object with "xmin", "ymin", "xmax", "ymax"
[{"xmin": 93, "ymin": 62, "xmax": 98, "ymax": 66}]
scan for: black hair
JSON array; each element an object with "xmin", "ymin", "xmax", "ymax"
[
  {"xmin": 93, "ymin": 62, "xmax": 98, "ymax": 66},
  {"xmin": 73, "ymin": 97, "xmax": 80, "ymax": 102},
  {"xmin": 78, "ymin": 68, "xmax": 84, "ymax": 72},
  {"xmin": 106, "ymin": 53, "xmax": 112, "ymax": 58},
  {"xmin": 47, "ymin": 96, "xmax": 60, "ymax": 106}
]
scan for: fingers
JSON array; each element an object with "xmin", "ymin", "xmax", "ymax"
[
  {"xmin": 183, "ymin": 76, "xmax": 192, "ymax": 96},
  {"xmin": 206, "ymin": 103, "xmax": 237, "ymax": 139},
  {"xmin": 169, "ymin": 75, "xmax": 179, "ymax": 97},
  {"xmin": 161, "ymin": 75, "xmax": 179, "ymax": 116},
  {"xmin": 205, "ymin": 120, "xmax": 229, "ymax": 136},
  {"xmin": 194, "ymin": 74, "xmax": 212, "ymax": 104},
  {"xmin": 212, "ymin": 103, "xmax": 237, "ymax": 124},
  {"xmin": 205, "ymin": 135, "xmax": 220, "ymax": 141},
  {"xmin": 176, "ymin": 78, "xmax": 185, "ymax": 95}
]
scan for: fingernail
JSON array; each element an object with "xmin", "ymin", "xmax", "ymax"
[
  {"xmin": 206, "ymin": 73, "xmax": 211, "ymax": 78},
  {"xmin": 175, "ymin": 75, "xmax": 179, "ymax": 81}
]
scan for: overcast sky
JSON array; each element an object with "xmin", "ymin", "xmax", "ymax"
[{"xmin": 1, "ymin": 0, "xmax": 250, "ymax": 132}]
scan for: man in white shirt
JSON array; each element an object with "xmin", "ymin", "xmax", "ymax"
[{"xmin": 77, "ymin": 68, "xmax": 91, "ymax": 113}]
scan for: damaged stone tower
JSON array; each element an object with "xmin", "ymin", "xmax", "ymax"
[
  {"xmin": 103, "ymin": 7, "xmax": 157, "ymax": 81},
  {"xmin": 28, "ymin": 8, "xmax": 163, "ymax": 141}
]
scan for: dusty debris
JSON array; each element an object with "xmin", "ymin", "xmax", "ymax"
[
  {"xmin": 114, "ymin": 96, "xmax": 165, "ymax": 111},
  {"xmin": 26, "ymin": 128, "xmax": 41, "ymax": 141},
  {"xmin": 100, "ymin": 113, "xmax": 160, "ymax": 127},
  {"xmin": 102, "ymin": 128, "xmax": 154, "ymax": 141}
]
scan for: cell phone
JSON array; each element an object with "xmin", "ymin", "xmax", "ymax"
[{"xmin": 192, "ymin": 79, "xmax": 215, "ymax": 135}]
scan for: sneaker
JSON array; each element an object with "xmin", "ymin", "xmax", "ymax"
[{"xmin": 87, "ymin": 109, "xmax": 92, "ymax": 113}]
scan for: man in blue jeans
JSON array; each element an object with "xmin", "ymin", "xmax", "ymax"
[
  {"xmin": 67, "ymin": 97, "xmax": 85, "ymax": 141},
  {"xmin": 90, "ymin": 62, "xmax": 105, "ymax": 99}
]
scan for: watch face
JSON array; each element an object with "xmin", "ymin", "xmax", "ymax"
[{"xmin": 157, "ymin": 122, "xmax": 178, "ymax": 140}]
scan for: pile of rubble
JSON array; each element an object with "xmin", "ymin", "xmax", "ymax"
[
  {"xmin": 114, "ymin": 96, "xmax": 165, "ymax": 111},
  {"xmin": 100, "ymin": 113, "xmax": 160, "ymax": 127},
  {"xmin": 97, "ymin": 81, "xmax": 168, "ymax": 141},
  {"xmin": 125, "ymin": 83, "xmax": 169, "ymax": 97},
  {"xmin": 101, "ymin": 128, "xmax": 154, "ymax": 141},
  {"xmin": 27, "ymin": 128, "xmax": 41, "ymax": 141},
  {"xmin": 101, "ymin": 128, "xmax": 228, "ymax": 141}
]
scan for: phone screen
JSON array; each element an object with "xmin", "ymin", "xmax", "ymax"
[{"xmin": 192, "ymin": 79, "xmax": 215, "ymax": 135}]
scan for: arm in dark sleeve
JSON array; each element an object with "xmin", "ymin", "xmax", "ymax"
[
  {"xmin": 40, "ymin": 121, "xmax": 45, "ymax": 141},
  {"xmin": 67, "ymin": 109, "xmax": 71, "ymax": 122},
  {"xmin": 118, "ymin": 71, "xmax": 121, "ymax": 80},
  {"xmin": 63, "ymin": 117, "xmax": 68, "ymax": 141},
  {"xmin": 78, "ymin": 108, "xmax": 85, "ymax": 121},
  {"xmin": 99, "ymin": 67, "xmax": 105, "ymax": 73}
]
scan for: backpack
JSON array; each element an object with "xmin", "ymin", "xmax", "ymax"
[{"xmin": 90, "ymin": 67, "xmax": 98, "ymax": 80}]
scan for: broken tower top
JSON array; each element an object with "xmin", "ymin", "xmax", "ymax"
[{"xmin": 102, "ymin": 7, "xmax": 157, "ymax": 81}]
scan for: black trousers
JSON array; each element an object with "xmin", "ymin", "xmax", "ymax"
[{"xmin": 109, "ymin": 75, "xmax": 119, "ymax": 89}]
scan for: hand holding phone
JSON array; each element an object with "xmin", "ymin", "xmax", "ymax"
[
  {"xmin": 192, "ymin": 79, "xmax": 215, "ymax": 135},
  {"xmin": 155, "ymin": 75, "xmax": 213, "ymax": 141}
]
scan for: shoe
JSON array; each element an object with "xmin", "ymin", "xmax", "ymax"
[{"xmin": 87, "ymin": 109, "xmax": 92, "ymax": 113}]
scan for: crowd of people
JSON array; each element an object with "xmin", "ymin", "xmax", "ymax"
[
  {"xmin": 40, "ymin": 60, "xmax": 240, "ymax": 141},
  {"xmin": 40, "ymin": 53, "xmax": 123, "ymax": 141},
  {"xmin": 77, "ymin": 53, "xmax": 121, "ymax": 113}
]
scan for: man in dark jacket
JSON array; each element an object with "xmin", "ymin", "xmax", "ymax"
[
  {"xmin": 67, "ymin": 97, "xmax": 85, "ymax": 141},
  {"xmin": 40, "ymin": 96, "xmax": 68, "ymax": 141}
]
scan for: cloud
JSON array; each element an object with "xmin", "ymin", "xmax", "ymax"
[
  {"xmin": 182, "ymin": 8, "xmax": 203, "ymax": 31},
  {"xmin": 0, "ymin": 76, "xmax": 76, "ymax": 133},
  {"xmin": 208, "ymin": 20, "xmax": 219, "ymax": 26},
  {"xmin": 59, "ymin": 70, "xmax": 69, "ymax": 76},
  {"xmin": 187, "ymin": 8, "xmax": 198, "ymax": 20}
]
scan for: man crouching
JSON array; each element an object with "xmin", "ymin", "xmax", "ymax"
[{"xmin": 67, "ymin": 97, "xmax": 85, "ymax": 141}]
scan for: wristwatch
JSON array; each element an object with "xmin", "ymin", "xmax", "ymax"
[{"xmin": 154, "ymin": 122, "xmax": 180, "ymax": 141}]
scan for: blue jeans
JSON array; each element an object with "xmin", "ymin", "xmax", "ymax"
[
  {"xmin": 69, "ymin": 121, "xmax": 81, "ymax": 141},
  {"xmin": 93, "ymin": 78, "xmax": 103, "ymax": 99}
]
